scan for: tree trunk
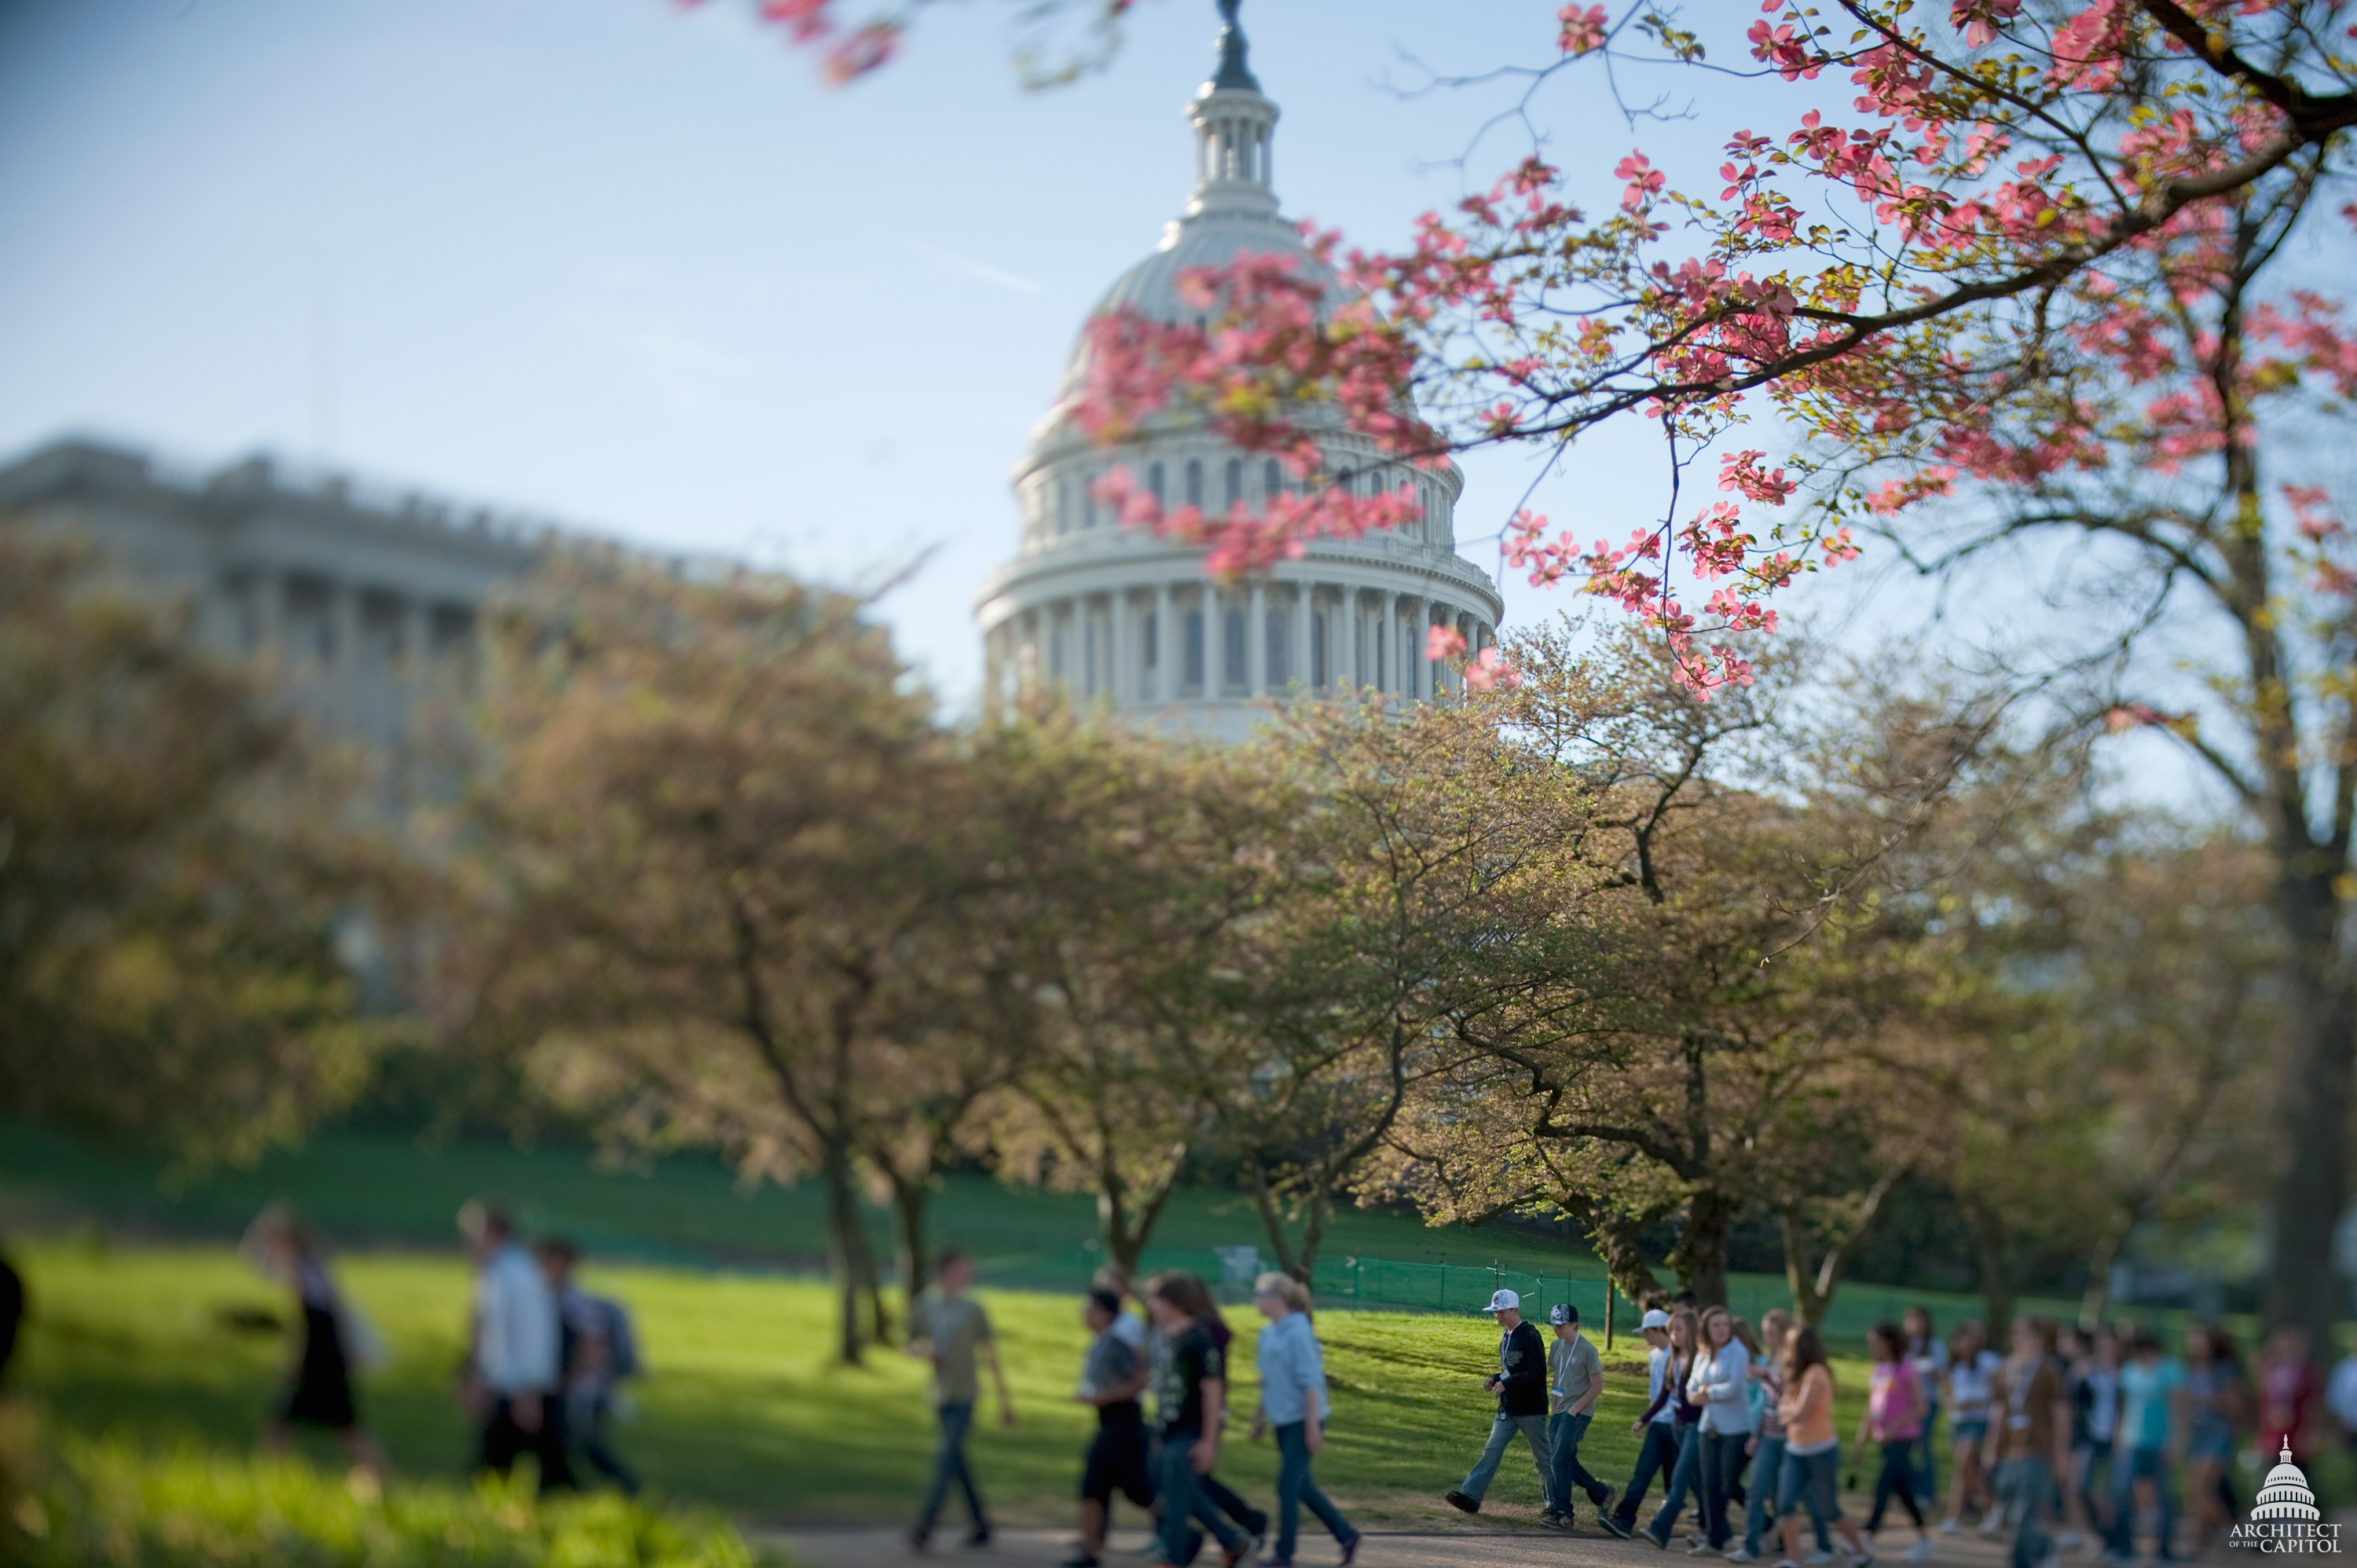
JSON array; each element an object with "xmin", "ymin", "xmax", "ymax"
[
  {"xmin": 894, "ymin": 1177, "xmax": 933, "ymax": 1305},
  {"xmin": 824, "ymin": 1145, "xmax": 873, "ymax": 1365},
  {"xmin": 1673, "ymin": 1185, "xmax": 1736, "ymax": 1307},
  {"xmin": 1571, "ymin": 1197, "xmax": 1669, "ymax": 1309},
  {"xmin": 1246, "ymin": 1159, "xmax": 1330, "ymax": 1288},
  {"xmin": 1779, "ymin": 1173, "xmax": 1899, "ymax": 1327},
  {"xmin": 1963, "ymin": 1199, "xmax": 2016, "ymax": 1335},
  {"xmin": 2262, "ymin": 866, "xmax": 2353, "ymax": 1346}
]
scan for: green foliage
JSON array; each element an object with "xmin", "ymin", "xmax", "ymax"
[{"xmin": 0, "ymin": 1412, "xmax": 754, "ymax": 1568}]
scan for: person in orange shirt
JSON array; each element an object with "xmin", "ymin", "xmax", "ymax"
[{"xmin": 1776, "ymin": 1327, "xmax": 1874, "ymax": 1568}]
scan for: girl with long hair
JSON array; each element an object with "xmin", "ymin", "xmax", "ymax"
[{"xmin": 1775, "ymin": 1325, "xmax": 1872, "ymax": 1568}]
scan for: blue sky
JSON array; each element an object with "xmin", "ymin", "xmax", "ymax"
[{"xmin": 0, "ymin": 0, "xmax": 1837, "ymax": 709}]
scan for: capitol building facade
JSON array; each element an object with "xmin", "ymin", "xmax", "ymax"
[{"xmin": 974, "ymin": 4, "xmax": 1504, "ymax": 743}]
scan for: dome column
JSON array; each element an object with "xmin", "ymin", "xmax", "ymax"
[
  {"xmin": 1247, "ymin": 581, "xmax": 1267, "ymax": 698},
  {"xmin": 1153, "ymin": 584, "xmax": 1175, "ymax": 703},
  {"xmin": 1111, "ymin": 589, "xmax": 1132, "ymax": 707},
  {"xmin": 1289, "ymin": 583, "xmax": 1311, "ymax": 697}
]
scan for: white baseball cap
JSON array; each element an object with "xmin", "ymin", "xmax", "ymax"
[
  {"xmin": 1640, "ymin": 1307, "xmax": 1671, "ymax": 1329},
  {"xmin": 1485, "ymin": 1288, "xmax": 1520, "ymax": 1313}
]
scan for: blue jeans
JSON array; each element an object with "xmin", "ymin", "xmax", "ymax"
[
  {"xmin": 1646, "ymin": 1425, "xmax": 1701, "ymax": 1539},
  {"xmin": 1549, "ymin": 1411, "xmax": 1611, "ymax": 1514},
  {"xmin": 1615, "ymin": 1423, "xmax": 1682, "ymax": 1526},
  {"xmin": 1778, "ymin": 1445, "xmax": 1846, "ymax": 1530},
  {"xmin": 1747, "ymin": 1436, "xmax": 1830, "ymax": 1555},
  {"xmin": 1911, "ymin": 1394, "xmax": 1940, "ymax": 1504},
  {"xmin": 1994, "ymin": 1456, "xmax": 2054, "ymax": 1568},
  {"xmin": 2073, "ymin": 1437, "xmax": 2114, "ymax": 1539},
  {"xmin": 1695, "ymin": 1430, "xmax": 1749, "ymax": 1548},
  {"xmin": 1157, "ymin": 1427, "xmax": 1244, "ymax": 1564},
  {"xmin": 2107, "ymin": 1445, "xmax": 2175, "ymax": 1562},
  {"xmin": 1273, "ymin": 1422, "xmax": 1352, "ymax": 1559},
  {"xmin": 916, "ymin": 1401, "xmax": 986, "ymax": 1536},
  {"xmin": 1461, "ymin": 1410, "xmax": 1554, "ymax": 1511}
]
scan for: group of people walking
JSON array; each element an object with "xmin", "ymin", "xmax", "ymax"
[
  {"xmin": 239, "ymin": 1199, "xmax": 642, "ymax": 1497},
  {"xmin": 914, "ymin": 1264, "xmax": 2357, "ymax": 1568},
  {"xmin": 907, "ymin": 1255, "xmax": 1361, "ymax": 1568}
]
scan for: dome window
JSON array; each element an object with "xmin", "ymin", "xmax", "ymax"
[
  {"xmin": 1263, "ymin": 458, "xmax": 1282, "ymax": 502},
  {"xmin": 1224, "ymin": 459, "xmax": 1243, "ymax": 511},
  {"xmin": 1222, "ymin": 604, "xmax": 1247, "ymax": 691},
  {"xmin": 1149, "ymin": 462, "xmax": 1166, "ymax": 507},
  {"xmin": 1184, "ymin": 607, "xmax": 1207, "ymax": 693},
  {"xmin": 1186, "ymin": 459, "xmax": 1204, "ymax": 508},
  {"xmin": 1264, "ymin": 606, "xmax": 1288, "ymax": 687},
  {"xmin": 1055, "ymin": 480, "xmax": 1070, "ymax": 536}
]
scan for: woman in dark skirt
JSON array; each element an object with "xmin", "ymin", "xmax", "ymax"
[{"xmin": 244, "ymin": 1204, "xmax": 390, "ymax": 1485}]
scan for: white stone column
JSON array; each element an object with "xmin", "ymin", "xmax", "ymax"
[
  {"xmin": 1153, "ymin": 584, "xmax": 1174, "ymax": 702},
  {"xmin": 1290, "ymin": 583, "xmax": 1312, "ymax": 697},
  {"xmin": 1110, "ymin": 591, "xmax": 1131, "ymax": 709},
  {"xmin": 1413, "ymin": 596, "xmax": 1431, "ymax": 700},
  {"xmin": 1343, "ymin": 588, "xmax": 1362, "ymax": 690},
  {"xmin": 1247, "ymin": 581, "xmax": 1267, "ymax": 698},
  {"xmin": 332, "ymin": 582, "xmax": 361, "ymax": 702}
]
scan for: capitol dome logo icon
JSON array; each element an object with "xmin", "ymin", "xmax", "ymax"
[{"xmin": 2231, "ymin": 1442, "xmax": 2338, "ymax": 1552}]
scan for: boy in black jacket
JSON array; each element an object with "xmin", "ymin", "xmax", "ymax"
[{"xmin": 1444, "ymin": 1289, "xmax": 1561, "ymax": 1524}]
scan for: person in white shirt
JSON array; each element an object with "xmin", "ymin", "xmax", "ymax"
[
  {"xmin": 1688, "ymin": 1306, "xmax": 1756, "ymax": 1554},
  {"xmin": 1606, "ymin": 1309, "xmax": 1680, "ymax": 1539},
  {"xmin": 457, "ymin": 1200, "xmax": 572, "ymax": 1494}
]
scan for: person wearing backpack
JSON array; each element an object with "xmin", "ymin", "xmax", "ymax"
[{"xmin": 537, "ymin": 1238, "xmax": 641, "ymax": 1494}]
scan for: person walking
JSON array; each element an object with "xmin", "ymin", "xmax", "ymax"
[
  {"xmin": 1738, "ymin": 1310, "xmax": 1827, "ymax": 1565},
  {"xmin": 1147, "ymin": 1272, "xmax": 1251, "ymax": 1568},
  {"xmin": 2328, "ymin": 1339, "xmax": 2357, "ymax": 1468},
  {"xmin": 535, "ymin": 1239, "xmax": 641, "ymax": 1496},
  {"xmin": 1544, "ymin": 1302, "xmax": 1616, "ymax": 1532},
  {"xmin": 2072, "ymin": 1324, "xmax": 2122, "ymax": 1548},
  {"xmin": 1636, "ymin": 1308, "xmax": 1707, "ymax": 1550},
  {"xmin": 1683, "ymin": 1306, "xmax": 1756, "ymax": 1555},
  {"xmin": 2256, "ymin": 1324, "xmax": 2319, "ymax": 1467},
  {"xmin": 1607, "ymin": 1308, "xmax": 1681, "ymax": 1540},
  {"xmin": 1443, "ymin": 1288, "xmax": 1556, "ymax": 1519},
  {"xmin": 1774, "ymin": 1325, "xmax": 1875, "ymax": 1568},
  {"xmin": 1069, "ymin": 1288, "xmax": 1152, "ymax": 1568},
  {"xmin": 1902, "ymin": 1307, "xmax": 1947, "ymax": 1511},
  {"xmin": 243, "ymin": 1204, "xmax": 390, "ymax": 1487},
  {"xmin": 1940, "ymin": 1322, "xmax": 2002, "ymax": 1535},
  {"xmin": 1985, "ymin": 1317, "xmax": 2071, "ymax": 1568},
  {"xmin": 1164, "ymin": 1273, "xmax": 1270, "ymax": 1554},
  {"xmin": 1860, "ymin": 1322, "xmax": 1936, "ymax": 1562},
  {"xmin": 2105, "ymin": 1326, "xmax": 2186, "ymax": 1566},
  {"xmin": 1248, "ymin": 1273, "xmax": 1358, "ymax": 1568},
  {"xmin": 456, "ymin": 1201, "xmax": 571, "ymax": 1495},
  {"xmin": 2183, "ymin": 1324, "xmax": 2246, "ymax": 1549},
  {"xmin": 909, "ymin": 1250, "xmax": 1016, "ymax": 1552}
]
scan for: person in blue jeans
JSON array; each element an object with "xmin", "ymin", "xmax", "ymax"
[
  {"xmin": 1543, "ymin": 1302, "xmax": 1615, "ymax": 1530},
  {"xmin": 1776, "ymin": 1328, "xmax": 1874, "ymax": 1566},
  {"xmin": 2106, "ymin": 1327, "xmax": 2187, "ymax": 1565},
  {"xmin": 1247, "ymin": 1273, "xmax": 1359, "ymax": 1568},
  {"xmin": 1904, "ymin": 1306, "xmax": 1948, "ymax": 1512},
  {"xmin": 1637, "ymin": 1307, "xmax": 1706, "ymax": 1548},
  {"xmin": 1739, "ymin": 1309, "xmax": 1828, "ymax": 1563},
  {"xmin": 1648, "ymin": 1306, "xmax": 1751, "ymax": 1551},
  {"xmin": 909, "ymin": 1252, "xmax": 1016, "ymax": 1552},
  {"xmin": 1607, "ymin": 1308, "xmax": 1684, "ymax": 1538},
  {"xmin": 1443, "ymin": 1289, "xmax": 1556, "ymax": 1519},
  {"xmin": 1146, "ymin": 1273, "xmax": 1249, "ymax": 1568}
]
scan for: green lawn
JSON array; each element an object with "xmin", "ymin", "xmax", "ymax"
[
  {"xmin": 15, "ymin": 1240, "xmax": 1889, "ymax": 1529},
  {"xmin": 0, "ymin": 1120, "xmax": 2078, "ymax": 1354}
]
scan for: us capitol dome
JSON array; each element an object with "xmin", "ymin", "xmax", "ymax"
[
  {"xmin": 2252, "ymin": 1440, "xmax": 2322, "ymax": 1522},
  {"xmin": 974, "ymin": 0, "xmax": 1505, "ymax": 742}
]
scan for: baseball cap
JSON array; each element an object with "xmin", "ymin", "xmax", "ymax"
[
  {"xmin": 1549, "ymin": 1302, "xmax": 1579, "ymax": 1326},
  {"xmin": 1640, "ymin": 1307, "xmax": 1671, "ymax": 1330},
  {"xmin": 1485, "ymin": 1288, "xmax": 1519, "ymax": 1313}
]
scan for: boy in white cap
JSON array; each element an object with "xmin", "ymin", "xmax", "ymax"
[
  {"xmin": 1444, "ymin": 1289, "xmax": 1558, "ymax": 1521},
  {"xmin": 1545, "ymin": 1302, "xmax": 1616, "ymax": 1531},
  {"xmin": 1604, "ymin": 1308, "xmax": 1679, "ymax": 1538}
]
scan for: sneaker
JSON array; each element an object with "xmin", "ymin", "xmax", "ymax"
[
  {"xmin": 1598, "ymin": 1515, "xmax": 1635, "ymax": 1541},
  {"xmin": 1802, "ymin": 1554, "xmax": 1834, "ymax": 1565},
  {"xmin": 1443, "ymin": 1492, "xmax": 1480, "ymax": 1515},
  {"xmin": 911, "ymin": 1530, "xmax": 933, "ymax": 1555},
  {"xmin": 1542, "ymin": 1514, "xmax": 1570, "ymax": 1531},
  {"xmin": 1339, "ymin": 1535, "xmax": 1362, "ymax": 1568},
  {"xmin": 2055, "ymin": 1534, "xmax": 2084, "ymax": 1554},
  {"xmin": 1937, "ymin": 1522, "xmax": 1960, "ymax": 1537},
  {"xmin": 1728, "ymin": 1549, "xmax": 1761, "ymax": 1562},
  {"xmin": 1690, "ymin": 1537, "xmax": 1710, "ymax": 1549},
  {"xmin": 1978, "ymin": 1513, "xmax": 2003, "ymax": 1538},
  {"xmin": 1640, "ymin": 1526, "xmax": 1673, "ymax": 1550},
  {"xmin": 966, "ymin": 1530, "xmax": 994, "ymax": 1549},
  {"xmin": 1593, "ymin": 1488, "xmax": 1620, "ymax": 1518},
  {"xmin": 1904, "ymin": 1543, "xmax": 1937, "ymax": 1562},
  {"xmin": 1692, "ymin": 1544, "xmax": 1723, "ymax": 1556}
]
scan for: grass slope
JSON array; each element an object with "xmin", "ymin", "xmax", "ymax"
[{"xmin": 18, "ymin": 1241, "xmax": 1890, "ymax": 1527}]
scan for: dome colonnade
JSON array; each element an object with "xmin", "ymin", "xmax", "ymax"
[{"xmin": 974, "ymin": 0, "xmax": 1504, "ymax": 744}]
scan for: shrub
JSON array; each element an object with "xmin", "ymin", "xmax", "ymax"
[{"xmin": 0, "ymin": 1406, "xmax": 759, "ymax": 1568}]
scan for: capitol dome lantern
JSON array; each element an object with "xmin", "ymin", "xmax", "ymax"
[
  {"xmin": 2252, "ymin": 1441, "xmax": 2322, "ymax": 1522},
  {"xmin": 976, "ymin": 0, "xmax": 1505, "ymax": 742}
]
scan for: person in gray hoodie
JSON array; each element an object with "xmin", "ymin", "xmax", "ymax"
[{"xmin": 1248, "ymin": 1273, "xmax": 1359, "ymax": 1568}]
